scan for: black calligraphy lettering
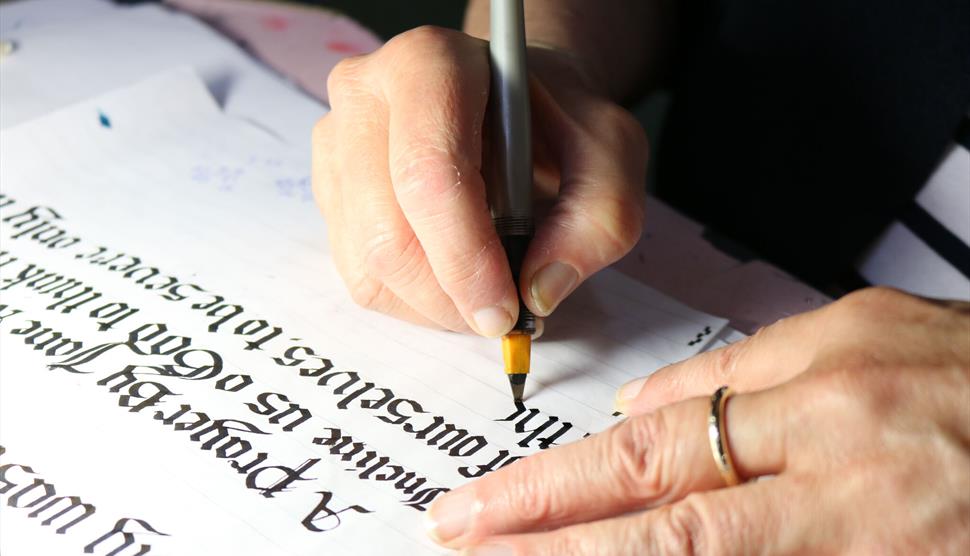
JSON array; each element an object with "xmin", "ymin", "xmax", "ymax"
[
  {"xmin": 187, "ymin": 419, "xmax": 268, "ymax": 452},
  {"xmin": 1, "ymin": 205, "xmax": 57, "ymax": 226},
  {"xmin": 28, "ymin": 495, "xmax": 97, "ymax": 534},
  {"xmin": 0, "ymin": 462, "xmax": 97, "ymax": 534},
  {"xmin": 205, "ymin": 303, "xmax": 245, "ymax": 333},
  {"xmin": 83, "ymin": 518, "xmax": 168, "ymax": 555},
  {"xmin": 139, "ymin": 275, "xmax": 178, "ymax": 292},
  {"xmin": 112, "ymin": 380, "xmax": 177, "ymax": 413},
  {"xmin": 106, "ymin": 255, "xmax": 141, "ymax": 273},
  {"xmin": 458, "ymin": 449, "xmax": 523, "ymax": 478},
  {"xmin": 404, "ymin": 415, "xmax": 442, "ymax": 438},
  {"xmin": 123, "ymin": 266, "xmax": 161, "ymax": 285},
  {"xmin": 373, "ymin": 464, "xmax": 405, "ymax": 482},
  {"xmin": 8, "ymin": 478, "xmax": 55, "ymax": 509},
  {"xmin": 214, "ymin": 373, "xmax": 252, "ymax": 392},
  {"xmin": 301, "ymin": 491, "xmax": 371, "ymax": 533},
  {"xmin": 233, "ymin": 319, "xmax": 283, "ymax": 351},
  {"xmin": 50, "ymin": 341, "xmax": 124, "ymax": 374},
  {"xmin": 0, "ymin": 463, "xmax": 37, "ymax": 495},
  {"xmin": 245, "ymin": 392, "xmax": 311, "ymax": 431},
  {"xmin": 357, "ymin": 386, "xmax": 394, "ymax": 410},
  {"xmin": 45, "ymin": 286, "xmax": 102, "ymax": 314},
  {"xmin": 445, "ymin": 435, "xmax": 487, "ymax": 458},
  {"xmin": 335, "ymin": 381, "xmax": 379, "ymax": 410},
  {"xmin": 401, "ymin": 487, "xmax": 449, "ymax": 511},
  {"xmin": 0, "ymin": 304, "xmax": 23, "ymax": 324},
  {"xmin": 160, "ymin": 282, "xmax": 203, "ymax": 302},
  {"xmin": 123, "ymin": 323, "xmax": 171, "ymax": 355},
  {"xmin": 355, "ymin": 452, "xmax": 391, "ymax": 480},
  {"xmin": 393, "ymin": 472, "xmax": 427, "ymax": 495},
  {"xmin": 189, "ymin": 294, "xmax": 224, "ymax": 311},
  {"xmin": 169, "ymin": 348, "xmax": 222, "ymax": 381},
  {"xmin": 317, "ymin": 369, "xmax": 360, "ymax": 391},
  {"xmin": 74, "ymin": 246, "xmax": 108, "ymax": 260},
  {"xmin": 2, "ymin": 207, "xmax": 78, "ymax": 247},
  {"xmin": 1, "ymin": 263, "xmax": 46, "ymax": 290},
  {"xmin": 498, "ymin": 405, "xmax": 574, "ymax": 449},
  {"xmin": 312, "ymin": 428, "xmax": 366, "ymax": 462},
  {"xmin": 377, "ymin": 398, "xmax": 426, "ymax": 426},
  {"xmin": 0, "ymin": 250, "xmax": 17, "ymax": 268},
  {"xmin": 89, "ymin": 303, "xmax": 140, "ymax": 332},
  {"xmin": 152, "ymin": 404, "xmax": 192, "ymax": 426},
  {"xmin": 245, "ymin": 458, "xmax": 318, "ymax": 498}
]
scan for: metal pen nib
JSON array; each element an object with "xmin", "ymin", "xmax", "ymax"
[
  {"xmin": 508, "ymin": 373, "xmax": 527, "ymax": 402},
  {"xmin": 502, "ymin": 333, "xmax": 531, "ymax": 401}
]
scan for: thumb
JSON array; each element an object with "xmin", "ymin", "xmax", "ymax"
[{"xmin": 522, "ymin": 86, "xmax": 648, "ymax": 317}]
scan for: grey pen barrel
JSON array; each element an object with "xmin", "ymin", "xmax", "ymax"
[
  {"xmin": 488, "ymin": 0, "xmax": 535, "ymax": 333},
  {"xmin": 488, "ymin": 0, "xmax": 532, "ymax": 223}
]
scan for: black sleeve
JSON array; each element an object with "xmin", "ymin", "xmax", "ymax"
[{"xmin": 656, "ymin": 0, "xmax": 970, "ymax": 289}]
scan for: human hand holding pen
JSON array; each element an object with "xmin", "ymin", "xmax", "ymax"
[{"xmin": 311, "ymin": 21, "xmax": 648, "ymax": 336}]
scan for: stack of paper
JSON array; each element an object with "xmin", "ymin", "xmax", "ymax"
[
  {"xmin": 0, "ymin": 4, "xmax": 731, "ymax": 555},
  {"xmin": 0, "ymin": 0, "xmax": 326, "ymax": 145}
]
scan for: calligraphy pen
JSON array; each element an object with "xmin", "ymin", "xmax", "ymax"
[{"xmin": 487, "ymin": 0, "xmax": 534, "ymax": 402}]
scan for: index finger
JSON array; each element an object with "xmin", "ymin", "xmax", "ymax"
[
  {"xmin": 615, "ymin": 304, "xmax": 827, "ymax": 416},
  {"xmin": 383, "ymin": 28, "xmax": 519, "ymax": 337}
]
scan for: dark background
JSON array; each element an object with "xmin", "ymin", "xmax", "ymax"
[{"xmin": 297, "ymin": 0, "xmax": 467, "ymax": 40}]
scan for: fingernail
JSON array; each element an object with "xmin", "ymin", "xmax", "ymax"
[
  {"xmin": 531, "ymin": 318, "xmax": 544, "ymax": 340},
  {"xmin": 530, "ymin": 262, "xmax": 578, "ymax": 316},
  {"xmin": 461, "ymin": 544, "xmax": 514, "ymax": 556},
  {"xmin": 424, "ymin": 490, "xmax": 477, "ymax": 543},
  {"xmin": 614, "ymin": 376, "xmax": 648, "ymax": 413},
  {"xmin": 472, "ymin": 306, "xmax": 513, "ymax": 338}
]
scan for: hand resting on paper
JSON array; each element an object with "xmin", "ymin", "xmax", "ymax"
[
  {"xmin": 424, "ymin": 288, "xmax": 970, "ymax": 554},
  {"xmin": 311, "ymin": 25, "xmax": 647, "ymax": 337}
]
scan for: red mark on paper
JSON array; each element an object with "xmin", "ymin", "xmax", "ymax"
[
  {"xmin": 326, "ymin": 41, "xmax": 360, "ymax": 54},
  {"xmin": 261, "ymin": 15, "xmax": 289, "ymax": 31}
]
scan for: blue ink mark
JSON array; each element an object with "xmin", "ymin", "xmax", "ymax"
[
  {"xmin": 190, "ymin": 165, "xmax": 210, "ymax": 184},
  {"xmin": 98, "ymin": 111, "xmax": 111, "ymax": 129},
  {"xmin": 275, "ymin": 176, "xmax": 312, "ymax": 202},
  {"xmin": 190, "ymin": 163, "xmax": 244, "ymax": 191}
]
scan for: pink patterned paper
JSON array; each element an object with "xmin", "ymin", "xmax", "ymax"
[{"xmin": 165, "ymin": 0, "xmax": 383, "ymax": 104}]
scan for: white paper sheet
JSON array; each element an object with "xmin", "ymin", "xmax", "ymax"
[
  {"xmin": 0, "ymin": 0, "xmax": 117, "ymax": 34},
  {"xmin": 0, "ymin": 69, "xmax": 727, "ymax": 555},
  {"xmin": 0, "ymin": 0, "xmax": 325, "ymax": 147}
]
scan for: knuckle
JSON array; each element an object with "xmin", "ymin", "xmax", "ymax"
[
  {"xmin": 652, "ymin": 495, "xmax": 711, "ymax": 555},
  {"xmin": 387, "ymin": 25, "xmax": 460, "ymax": 57},
  {"xmin": 326, "ymin": 56, "xmax": 365, "ymax": 101},
  {"xmin": 712, "ymin": 338, "xmax": 749, "ymax": 382},
  {"xmin": 800, "ymin": 359, "xmax": 882, "ymax": 426},
  {"xmin": 608, "ymin": 414, "xmax": 667, "ymax": 500},
  {"xmin": 436, "ymin": 236, "xmax": 503, "ymax": 292},
  {"xmin": 608, "ymin": 104, "xmax": 649, "ymax": 153},
  {"xmin": 831, "ymin": 286, "xmax": 909, "ymax": 323},
  {"xmin": 391, "ymin": 145, "xmax": 463, "ymax": 206},
  {"xmin": 568, "ymin": 191, "xmax": 644, "ymax": 261},
  {"xmin": 361, "ymin": 230, "xmax": 422, "ymax": 281},
  {"xmin": 346, "ymin": 277, "xmax": 389, "ymax": 311},
  {"xmin": 506, "ymin": 469, "xmax": 557, "ymax": 525},
  {"xmin": 543, "ymin": 530, "xmax": 592, "ymax": 556}
]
